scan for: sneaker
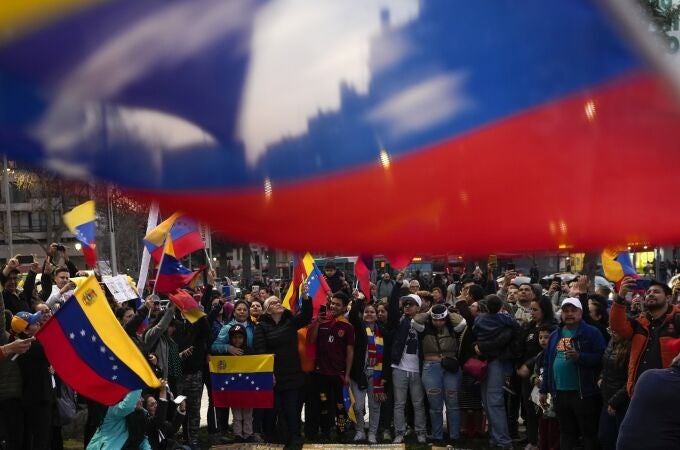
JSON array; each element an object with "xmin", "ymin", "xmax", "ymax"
[
  {"xmin": 417, "ymin": 433, "xmax": 427, "ymax": 444},
  {"xmin": 354, "ymin": 431, "xmax": 366, "ymax": 442},
  {"xmin": 392, "ymin": 434, "xmax": 404, "ymax": 444},
  {"xmin": 368, "ymin": 433, "xmax": 377, "ymax": 444},
  {"xmin": 382, "ymin": 430, "xmax": 392, "ymax": 442}
]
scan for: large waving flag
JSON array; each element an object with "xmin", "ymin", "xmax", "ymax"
[
  {"xmin": 36, "ymin": 276, "xmax": 160, "ymax": 405},
  {"xmin": 144, "ymin": 213, "xmax": 204, "ymax": 263},
  {"xmin": 283, "ymin": 252, "xmax": 331, "ymax": 317},
  {"xmin": 602, "ymin": 247, "xmax": 638, "ymax": 285},
  {"xmin": 209, "ymin": 354, "xmax": 274, "ymax": 408},
  {"xmin": 4, "ymin": 1, "xmax": 680, "ymax": 256},
  {"xmin": 62, "ymin": 201, "xmax": 97, "ymax": 268}
]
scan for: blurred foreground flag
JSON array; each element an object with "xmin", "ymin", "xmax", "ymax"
[
  {"xmin": 602, "ymin": 247, "xmax": 638, "ymax": 283},
  {"xmin": 36, "ymin": 277, "xmax": 160, "ymax": 405},
  {"xmin": 209, "ymin": 354, "xmax": 274, "ymax": 408},
  {"xmin": 3, "ymin": 1, "xmax": 680, "ymax": 255},
  {"xmin": 62, "ymin": 201, "xmax": 97, "ymax": 268}
]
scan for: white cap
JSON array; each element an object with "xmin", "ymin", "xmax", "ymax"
[
  {"xmin": 561, "ymin": 297, "xmax": 582, "ymax": 310},
  {"xmin": 400, "ymin": 294, "xmax": 422, "ymax": 307}
]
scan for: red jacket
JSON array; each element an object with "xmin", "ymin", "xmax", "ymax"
[{"xmin": 610, "ymin": 302, "xmax": 680, "ymax": 395}]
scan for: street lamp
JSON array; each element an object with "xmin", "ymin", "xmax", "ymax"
[{"xmin": 74, "ymin": 242, "xmax": 82, "ymax": 251}]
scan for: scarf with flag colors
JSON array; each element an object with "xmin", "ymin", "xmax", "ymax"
[
  {"xmin": 282, "ymin": 252, "xmax": 331, "ymax": 317},
  {"xmin": 209, "ymin": 354, "xmax": 274, "ymax": 408},
  {"xmin": 366, "ymin": 323, "xmax": 384, "ymax": 395},
  {"xmin": 143, "ymin": 212, "xmax": 205, "ymax": 263},
  {"xmin": 36, "ymin": 276, "xmax": 160, "ymax": 405},
  {"xmin": 602, "ymin": 247, "xmax": 638, "ymax": 287},
  {"xmin": 62, "ymin": 200, "xmax": 97, "ymax": 268}
]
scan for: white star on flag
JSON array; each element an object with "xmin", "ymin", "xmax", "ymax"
[
  {"xmin": 112, "ymin": 375, "xmax": 117, "ymax": 380},
  {"xmin": 99, "ymin": 346, "xmax": 106, "ymax": 353},
  {"xmin": 112, "ymin": 365, "xmax": 118, "ymax": 371},
  {"xmin": 69, "ymin": 332, "xmax": 75, "ymax": 340},
  {"xmin": 80, "ymin": 329, "xmax": 86, "ymax": 337},
  {"xmin": 91, "ymin": 335, "xmax": 97, "ymax": 342}
]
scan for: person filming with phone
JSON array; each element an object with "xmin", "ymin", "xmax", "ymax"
[{"xmin": 610, "ymin": 278, "xmax": 680, "ymax": 395}]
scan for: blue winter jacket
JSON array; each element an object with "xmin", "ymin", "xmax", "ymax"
[
  {"xmin": 86, "ymin": 389, "xmax": 151, "ymax": 450},
  {"xmin": 211, "ymin": 319, "xmax": 255, "ymax": 354},
  {"xmin": 540, "ymin": 321, "xmax": 606, "ymax": 398}
]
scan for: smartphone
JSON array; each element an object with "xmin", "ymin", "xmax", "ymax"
[
  {"xmin": 319, "ymin": 304, "xmax": 327, "ymax": 315},
  {"xmin": 56, "ymin": 244, "xmax": 66, "ymax": 252},
  {"xmin": 251, "ymin": 285, "xmax": 260, "ymax": 294},
  {"xmin": 173, "ymin": 395, "xmax": 187, "ymax": 404},
  {"xmin": 17, "ymin": 255, "xmax": 34, "ymax": 264},
  {"xmin": 635, "ymin": 278, "xmax": 651, "ymax": 291},
  {"xmin": 553, "ymin": 276, "xmax": 562, "ymax": 285}
]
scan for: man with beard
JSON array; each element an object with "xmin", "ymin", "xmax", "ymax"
[{"xmin": 610, "ymin": 278, "xmax": 680, "ymax": 395}]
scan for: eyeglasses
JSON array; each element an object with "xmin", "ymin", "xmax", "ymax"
[{"xmin": 403, "ymin": 302, "xmax": 417, "ymax": 308}]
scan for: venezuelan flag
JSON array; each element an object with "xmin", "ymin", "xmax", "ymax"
[
  {"xmin": 36, "ymin": 276, "xmax": 160, "ymax": 405},
  {"xmin": 355, "ymin": 255, "xmax": 373, "ymax": 301},
  {"xmin": 155, "ymin": 254, "xmax": 202, "ymax": 295},
  {"xmin": 144, "ymin": 213, "xmax": 204, "ymax": 263},
  {"xmin": 343, "ymin": 384, "xmax": 357, "ymax": 424},
  {"xmin": 602, "ymin": 247, "xmax": 638, "ymax": 283},
  {"xmin": 283, "ymin": 252, "xmax": 331, "ymax": 317},
  {"xmin": 143, "ymin": 212, "xmax": 180, "ymax": 262},
  {"xmin": 62, "ymin": 200, "xmax": 97, "ymax": 268},
  {"xmin": 168, "ymin": 289, "xmax": 205, "ymax": 324},
  {"xmin": 209, "ymin": 354, "xmax": 274, "ymax": 408}
]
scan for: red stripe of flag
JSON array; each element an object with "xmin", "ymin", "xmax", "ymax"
[
  {"xmin": 212, "ymin": 390, "xmax": 273, "ymax": 408},
  {"xmin": 36, "ymin": 315, "xmax": 130, "ymax": 405}
]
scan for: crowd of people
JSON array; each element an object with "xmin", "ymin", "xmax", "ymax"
[{"xmin": 2, "ymin": 247, "xmax": 680, "ymax": 450}]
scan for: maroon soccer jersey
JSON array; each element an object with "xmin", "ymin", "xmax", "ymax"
[{"xmin": 316, "ymin": 317, "xmax": 355, "ymax": 376}]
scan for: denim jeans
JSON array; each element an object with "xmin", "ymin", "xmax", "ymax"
[
  {"xmin": 480, "ymin": 359, "xmax": 511, "ymax": 447},
  {"xmin": 350, "ymin": 368, "xmax": 382, "ymax": 436},
  {"xmin": 392, "ymin": 368, "xmax": 426, "ymax": 436},
  {"xmin": 421, "ymin": 360, "xmax": 461, "ymax": 440}
]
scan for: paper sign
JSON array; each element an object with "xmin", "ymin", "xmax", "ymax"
[{"xmin": 103, "ymin": 275, "xmax": 140, "ymax": 303}]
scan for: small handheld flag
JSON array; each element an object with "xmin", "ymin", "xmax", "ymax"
[{"xmin": 62, "ymin": 201, "xmax": 97, "ymax": 268}]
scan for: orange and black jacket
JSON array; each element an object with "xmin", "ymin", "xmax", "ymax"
[{"xmin": 610, "ymin": 301, "xmax": 680, "ymax": 396}]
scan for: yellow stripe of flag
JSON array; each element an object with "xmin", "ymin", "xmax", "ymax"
[
  {"xmin": 74, "ymin": 276, "xmax": 160, "ymax": 388},
  {"xmin": 209, "ymin": 354, "xmax": 274, "ymax": 374},
  {"xmin": 0, "ymin": 0, "xmax": 95, "ymax": 41}
]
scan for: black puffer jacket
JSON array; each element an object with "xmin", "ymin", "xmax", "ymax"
[
  {"xmin": 600, "ymin": 339, "xmax": 630, "ymax": 410},
  {"xmin": 253, "ymin": 296, "xmax": 312, "ymax": 390}
]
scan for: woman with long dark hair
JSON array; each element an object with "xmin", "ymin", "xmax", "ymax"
[
  {"xmin": 598, "ymin": 327, "xmax": 630, "ymax": 450},
  {"xmin": 516, "ymin": 295, "xmax": 557, "ymax": 450}
]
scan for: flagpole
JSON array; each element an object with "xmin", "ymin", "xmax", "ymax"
[
  {"xmin": 137, "ymin": 203, "xmax": 159, "ymax": 296},
  {"xmin": 203, "ymin": 248, "xmax": 213, "ymax": 271},
  {"xmin": 151, "ymin": 249, "xmax": 166, "ymax": 296}
]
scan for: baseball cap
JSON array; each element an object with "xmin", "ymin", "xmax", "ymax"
[
  {"xmin": 229, "ymin": 324, "xmax": 247, "ymax": 338},
  {"xmin": 561, "ymin": 297, "xmax": 583, "ymax": 310},
  {"xmin": 11, "ymin": 311, "xmax": 43, "ymax": 334}
]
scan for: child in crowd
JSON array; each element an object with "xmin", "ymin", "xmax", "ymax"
[
  {"xmin": 531, "ymin": 325, "xmax": 559, "ymax": 450},
  {"xmin": 228, "ymin": 325, "xmax": 254, "ymax": 443}
]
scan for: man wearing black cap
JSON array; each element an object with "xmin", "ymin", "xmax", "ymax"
[{"xmin": 610, "ymin": 278, "xmax": 680, "ymax": 396}]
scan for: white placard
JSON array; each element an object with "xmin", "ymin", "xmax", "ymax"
[{"xmin": 103, "ymin": 275, "xmax": 139, "ymax": 303}]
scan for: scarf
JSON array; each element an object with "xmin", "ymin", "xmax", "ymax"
[{"xmin": 365, "ymin": 323, "xmax": 384, "ymax": 394}]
